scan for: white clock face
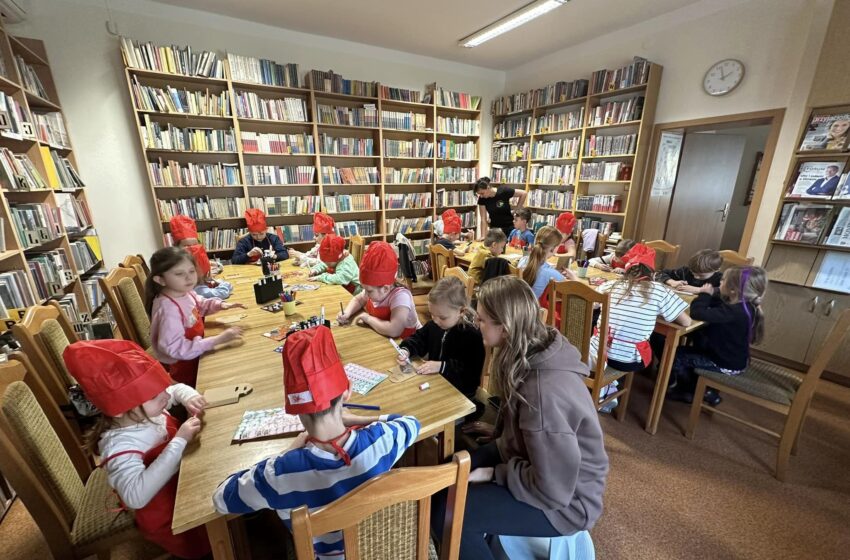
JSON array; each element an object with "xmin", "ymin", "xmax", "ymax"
[{"xmin": 703, "ymin": 59, "xmax": 745, "ymax": 96}]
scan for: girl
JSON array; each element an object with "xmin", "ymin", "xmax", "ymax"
[
  {"xmin": 588, "ymin": 238, "xmax": 636, "ymax": 272},
  {"xmin": 518, "ymin": 225, "xmax": 578, "ymax": 302},
  {"xmin": 63, "ymin": 339, "xmax": 210, "ymax": 559},
  {"xmin": 186, "ymin": 243, "xmax": 233, "ymax": 299},
  {"xmin": 397, "ymin": 276, "xmax": 485, "ymax": 410},
  {"xmin": 667, "ymin": 266, "xmax": 767, "ymax": 406},
  {"xmin": 337, "ymin": 241, "xmax": 421, "ymax": 338},
  {"xmin": 292, "ymin": 212, "xmax": 335, "ymax": 269},
  {"xmin": 555, "ymin": 211, "xmax": 577, "ymax": 256},
  {"xmin": 147, "ymin": 246, "xmax": 245, "ymax": 387},
  {"xmin": 435, "ymin": 276, "xmax": 608, "ymax": 559},
  {"xmin": 307, "ymin": 233, "xmax": 362, "ymax": 294}
]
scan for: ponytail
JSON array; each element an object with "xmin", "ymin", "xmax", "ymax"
[
  {"xmin": 721, "ymin": 266, "xmax": 768, "ymax": 344},
  {"xmin": 521, "ymin": 226, "xmax": 563, "ymax": 288}
]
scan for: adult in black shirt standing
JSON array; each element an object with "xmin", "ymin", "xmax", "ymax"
[{"xmin": 474, "ymin": 177, "xmax": 527, "ymax": 238}]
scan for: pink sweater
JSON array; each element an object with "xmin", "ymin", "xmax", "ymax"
[{"xmin": 150, "ymin": 292, "xmax": 224, "ymax": 364}]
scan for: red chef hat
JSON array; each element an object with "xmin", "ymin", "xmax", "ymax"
[
  {"xmin": 169, "ymin": 215, "xmax": 198, "ymax": 243},
  {"xmin": 441, "ymin": 209, "xmax": 462, "ymax": 235},
  {"xmin": 319, "ymin": 233, "xmax": 345, "ymax": 264},
  {"xmin": 359, "ymin": 241, "xmax": 398, "ymax": 286},
  {"xmin": 63, "ymin": 340, "xmax": 172, "ymax": 417},
  {"xmin": 283, "ymin": 326, "xmax": 349, "ymax": 415},
  {"xmin": 313, "ymin": 212, "xmax": 335, "ymax": 235},
  {"xmin": 623, "ymin": 243, "xmax": 657, "ymax": 272},
  {"xmin": 187, "ymin": 244, "xmax": 211, "ymax": 277},
  {"xmin": 555, "ymin": 212, "xmax": 576, "ymax": 236},
  {"xmin": 245, "ymin": 208, "xmax": 267, "ymax": 233}
]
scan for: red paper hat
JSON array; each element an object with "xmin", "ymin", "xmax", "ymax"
[
  {"xmin": 359, "ymin": 241, "xmax": 398, "ymax": 286},
  {"xmin": 623, "ymin": 243, "xmax": 657, "ymax": 272},
  {"xmin": 283, "ymin": 326, "xmax": 349, "ymax": 415},
  {"xmin": 319, "ymin": 234, "xmax": 345, "ymax": 263},
  {"xmin": 555, "ymin": 212, "xmax": 577, "ymax": 235},
  {"xmin": 63, "ymin": 340, "xmax": 172, "ymax": 417},
  {"xmin": 441, "ymin": 209, "xmax": 462, "ymax": 235},
  {"xmin": 245, "ymin": 208, "xmax": 267, "ymax": 233},
  {"xmin": 169, "ymin": 215, "xmax": 198, "ymax": 243},
  {"xmin": 313, "ymin": 212, "xmax": 335, "ymax": 235},
  {"xmin": 187, "ymin": 244, "xmax": 211, "ymax": 277}
]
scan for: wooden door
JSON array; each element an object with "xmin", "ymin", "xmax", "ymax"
[
  {"xmin": 663, "ymin": 134, "xmax": 746, "ymax": 267},
  {"xmin": 805, "ymin": 292, "xmax": 850, "ymax": 380},
  {"xmin": 754, "ymin": 283, "xmax": 820, "ymax": 363}
]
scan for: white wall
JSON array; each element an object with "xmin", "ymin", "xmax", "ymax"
[{"xmin": 8, "ymin": 0, "xmax": 504, "ymax": 266}]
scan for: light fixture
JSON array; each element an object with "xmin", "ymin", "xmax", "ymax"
[{"xmin": 459, "ymin": 0, "xmax": 569, "ymax": 48}]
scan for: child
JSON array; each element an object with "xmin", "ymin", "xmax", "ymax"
[
  {"xmin": 519, "ymin": 225, "xmax": 579, "ymax": 302},
  {"xmin": 292, "ymin": 212, "xmax": 335, "ymax": 269},
  {"xmin": 468, "ymin": 228, "xmax": 508, "ymax": 285},
  {"xmin": 555, "ymin": 212, "xmax": 578, "ymax": 256},
  {"xmin": 146, "ymin": 247, "xmax": 245, "ymax": 387},
  {"xmin": 397, "ymin": 276, "xmax": 485, "ymax": 410},
  {"xmin": 307, "ymin": 233, "xmax": 362, "ymax": 294},
  {"xmin": 507, "ymin": 208, "xmax": 535, "ymax": 250},
  {"xmin": 433, "ymin": 209, "xmax": 465, "ymax": 250},
  {"xmin": 169, "ymin": 215, "xmax": 223, "ymax": 276},
  {"xmin": 213, "ymin": 326, "xmax": 420, "ymax": 558},
  {"xmin": 337, "ymin": 241, "xmax": 422, "ymax": 338},
  {"xmin": 232, "ymin": 208, "xmax": 289, "ymax": 264},
  {"xmin": 186, "ymin": 244, "xmax": 233, "ymax": 299},
  {"xmin": 657, "ymin": 249, "xmax": 723, "ymax": 294},
  {"xmin": 475, "ymin": 177, "xmax": 528, "ymax": 238},
  {"xmin": 64, "ymin": 339, "xmax": 210, "ymax": 559},
  {"xmin": 667, "ymin": 266, "xmax": 767, "ymax": 406},
  {"xmin": 588, "ymin": 239, "xmax": 636, "ymax": 272}
]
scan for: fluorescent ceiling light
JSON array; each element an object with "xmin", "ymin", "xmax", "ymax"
[{"xmin": 460, "ymin": 0, "xmax": 569, "ymax": 48}]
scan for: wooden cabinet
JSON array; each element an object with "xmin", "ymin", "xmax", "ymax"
[{"xmin": 804, "ymin": 293, "xmax": 850, "ymax": 379}]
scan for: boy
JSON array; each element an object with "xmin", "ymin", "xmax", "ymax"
[
  {"xmin": 474, "ymin": 177, "xmax": 527, "ymax": 238},
  {"xmin": 232, "ymin": 208, "xmax": 289, "ymax": 264},
  {"xmin": 293, "ymin": 212, "xmax": 335, "ymax": 269},
  {"xmin": 468, "ymin": 228, "xmax": 508, "ymax": 284},
  {"xmin": 308, "ymin": 233, "xmax": 362, "ymax": 294},
  {"xmin": 507, "ymin": 208, "xmax": 535, "ymax": 250},
  {"xmin": 213, "ymin": 326, "xmax": 420, "ymax": 558},
  {"xmin": 187, "ymin": 244, "xmax": 233, "ymax": 299},
  {"xmin": 657, "ymin": 249, "xmax": 723, "ymax": 294},
  {"xmin": 588, "ymin": 238, "xmax": 637, "ymax": 273}
]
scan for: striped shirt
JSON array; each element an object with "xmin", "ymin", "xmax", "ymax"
[
  {"xmin": 212, "ymin": 415, "xmax": 420, "ymax": 559},
  {"xmin": 590, "ymin": 280, "xmax": 688, "ymax": 365}
]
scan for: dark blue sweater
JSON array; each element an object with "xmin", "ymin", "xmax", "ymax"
[{"xmin": 232, "ymin": 233, "xmax": 289, "ymax": 264}]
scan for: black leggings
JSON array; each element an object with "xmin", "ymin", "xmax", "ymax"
[{"xmin": 431, "ymin": 443, "xmax": 560, "ymax": 560}]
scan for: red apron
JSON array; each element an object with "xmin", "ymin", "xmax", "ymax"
[
  {"xmin": 594, "ymin": 327, "xmax": 652, "ymax": 367},
  {"xmin": 100, "ymin": 414, "xmax": 210, "ymax": 559},
  {"xmin": 365, "ymin": 287, "xmax": 417, "ymax": 339},
  {"xmin": 163, "ymin": 294, "xmax": 204, "ymax": 388},
  {"xmin": 508, "ymin": 236, "xmax": 527, "ymax": 250}
]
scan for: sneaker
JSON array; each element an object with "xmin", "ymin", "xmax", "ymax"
[
  {"xmin": 703, "ymin": 389, "xmax": 722, "ymax": 407},
  {"xmin": 666, "ymin": 388, "xmax": 694, "ymax": 404},
  {"xmin": 600, "ymin": 398, "xmax": 619, "ymax": 414}
]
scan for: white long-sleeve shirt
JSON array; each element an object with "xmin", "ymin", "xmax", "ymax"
[
  {"xmin": 297, "ymin": 243, "xmax": 321, "ymax": 269},
  {"xmin": 98, "ymin": 384, "xmax": 199, "ymax": 510}
]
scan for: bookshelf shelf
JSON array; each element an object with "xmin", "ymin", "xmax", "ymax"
[
  {"xmin": 135, "ymin": 109, "xmax": 233, "ymax": 122},
  {"xmin": 247, "ymin": 183, "xmax": 319, "ymax": 188},
  {"xmin": 531, "ymin": 183, "xmax": 575, "ymax": 188},
  {"xmin": 436, "ymin": 106, "xmax": 480, "ymax": 115},
  {"xmin": 380, "ymin": 98, "xmax": 432, "ymax": 109},
  {"xmin": 584, "ymin": 120, "xmax": 642, "ymax": 130},
  {"xmin": 237, "ymin": 117, "xmax": 312, "ymax": 126},
  {"xmin": 316, "ymin": 123, "xmax": 379, "ymax": 132},
  {"xmin": 0, "ymin": 250, "xmax": 19, "ymax": 262},
  {"xmin": 531, "ymin": 157, "xmax": 578, "ymax": 163},
  {"xmin": 241, "ymin": 151, "xmax": 316, "ymax": 158},
  {"xmin": 533, "ymin": 128, "xmax": 583, "ymax": 137},
  {"xmin": 494, "ymin": 134, "xmax": 531, "ymax": 141},
  {"xmin": 582, "ymin": 153, "xmax": 635, "ymax": 159},
  {"xmin": 590, "ymin": 83, "xmax": 648, "ymax": 99},
  {"xmin": 493, "ymin": 109, "xmax": 534, "ymax": 118},
  {"xmin": 579, "ymin": 180, "xmax": 632, "ymax": 184},
  {"xmin": 319, "ymin": 154, "xmax": 380, "ymax": 159},
  {"xmin": 127, "ymin": 67, "xmax": 229, "ymax": 85},
  {"xmin": 383, "ymin": 156, "xmax": 434, "ymax": 161},
  {"xmin": 0, "ymin": 74, "xmax": 20, "ymax": 92},
  {"xmin": 536, "ymin": 97, "xmax": 588, "ymax": 111},
  {"xmin": 229, "ymin": 80, "xmax": 310, "ymax": 95},
  {"xmin": 527, "ymin": 205, "xmax": 562, "ymax": 213},
  {"xmin": 770, "ymin": 240, "xmax": 850, "ymax": 253},
  {"xmin": 575, "ymin": 210, "xmax": 626, "ymax": 217},
  {"xmin": 312, "ymin": 90, "xmax": 378, "ymax": 103},
  {"xmin": 436, "ymin": 132, "xmax": 480, "ymax": 138},
  {"xmin": 8, "ymin": 35, "xmax": 48, "ymax": 65}
]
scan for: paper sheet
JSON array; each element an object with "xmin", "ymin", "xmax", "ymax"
[
  {"xmin": 232, "ymin": 407, "xmax": 304, "ymax": 442},
  {"xmin": 344, "ymin": 363, "xmax": 388, "ymax": 395},
  {"xmin": 813, "ymin": 251, "xmax": 850, "ymax": 293}
]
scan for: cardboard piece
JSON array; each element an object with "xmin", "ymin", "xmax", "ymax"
[
  {"xmin": 204, "ymin": 383, "xmax": 253, "ymax": 408},
  {"xmin": 213, "ymin": 313, "xmax": 247, "ymax": 324}
]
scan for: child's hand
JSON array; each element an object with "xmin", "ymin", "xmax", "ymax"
[
  {"xmin": 666, "ymin": 280, "xmax": 687, "ymax": 289},
  {"xmin": 176, "ymin": 417, "xmax": 202, "ymax": 442},
  {"xmin": 219, "ymin": 327, "xmax": 243, "ymax": 342},
  {"xmin": 185, "ymin": 395, "xmax": 207, "ymax": 417},
  {"xmin": 595, "ymin": 263, "xmax": 612, "ymax": 272},
  {"xmin": 248, "ymin": 247, "xmax": 262, "ymax": 258},
  {"xmin": 356, "ymin": 315, "xmax": 371, "ymax": 327},
  {"xmin": 336, "ymin": 312, "xmax": 351, "ymax": 325},
  {"xmin": 561, "ymin": 268, "xmax": 579, "ymax": 281},
  {"xmin": 468, "ymin": 467, "xmax": 495, "ymax": 483},
  {"xmin": 416, "ymin": 361, "xmax": 442, "ymax": 375},
  {"xmin": 396, "ymin": 348, "xmax": 411, "ymax": 365},
  {"xmin": 613, "ymin": 268, "xmax": 625, "ymax": 274},
  {"xmin": 697, "ymin": 284, "xmax": 715, "ymax": 295},
  {"xmin": 221, "ymin": 301, "xmax": 247, "ymax": 310}
]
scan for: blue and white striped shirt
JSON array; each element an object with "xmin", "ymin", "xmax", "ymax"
[{"xmin": 212, "ymin": 415, "xmax": 420, "ymax": 559}]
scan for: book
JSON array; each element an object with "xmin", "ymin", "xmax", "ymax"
[
  {"xmin": 120, "ymin": 37, "xmax": 224, "ymax": 78},
  {"xmin": 799, "ymin": 112, "xmax": 850, "ymax": 151},
  {"xmin": 773, "ymin": 204, "xmax": 832, "ymax": 244},
  {"xmin": 233, "ymin": 91, "xmax": 308, "ymax": 122},
  {"xmin": 590, "ymin": 57, "xmax": 651, "ymax": 94},
  {"xmin": 227, "ymin": 53, "xmax": 300, "ymax": 88},
  {"xmin": 15, "ymin": 55, "xmax": 50, "ymax": 99},
  {"xmin": 309, "ymin": 69, "xmax": 377, "ymax": 97},
  {"xmin": 232, "ymin": 407, "xmax": 304, "ymax": 442},
  {"xmin": 82, "ymin": 235, "xmax": 103, "ymax": 262},
  {"xmin": 39, "ymin": 146, "xmax": 61, "ymax": 189},
  {"xmin": 825, "ymin": 207, "xmax": 850, "ymax": 247},
  {"xmin": 787, "ymin": 161, "xmax": 845, "ymax": 198},
  {"xmin": 427, "ymin": 84, "xmax": 480, "ymax": 110}
]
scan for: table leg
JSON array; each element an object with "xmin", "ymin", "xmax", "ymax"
[
  {"xmin": 440, "ymin": 421, "xmax": 456, "ymax": 460},
  {"xmin": 646, "ymin": 326, "xmax": 681, "ymax": 435},
  {"xmin": 207, "ymin": 516, "xmax": 237, "ymax": 560}
]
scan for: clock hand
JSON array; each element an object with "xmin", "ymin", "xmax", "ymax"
[{"xmin": 719, "ymin": 68, "xmax": 727, "ymax": 80}]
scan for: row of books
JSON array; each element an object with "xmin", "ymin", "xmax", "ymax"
[
  {"xmin": 384, "ymin": 139, "xmax": 431, "ymax": 158},
  {"xmin": 227, "ymin": 53, "xmax": 300, "ymax": 88},
  {"xmin": 590, "ymin": 57, "xmax": 651, "ymax": 95},
  {"xmin": 251, "ymin": 196, "xmax": 321, "ymax": 216},
  {"xmin": 141, "ymin": 118, "xmax": 237, "ymax": 152},
  {"xmin": 163, "ymin": 227, "xmax": 247, "ymax": 250},
  {"xmin": 309, "ymin": 69, "xmax": 377, "ymax": 97},
  {"xmin": 335, "ymin": 220, "xmax": 377, "ymax": 237},
  {"xmin": 436, "ymin": 188, "xmax": 477, "ymax": 207},
  {"xmin": 576, "ymin": 195, "xmax": 622, "ymax": 213},
  {"xmin": 316, "ymin": 104, "xmax": 378, "ymax": 128},
  {"xmin": 241, "ymin": 131, "xmax": 315, "ymax": 155},
  {"xmin": 55, "ymin": 293, "xmax": 86, "ymax": 324},
  {"xmin": 587, "ymin": 97, "xmax": 645, "ymax": 127},
  {"xmin": 437, "ymin": 140, "xmax": 477, "ymax": 161},
  {"xmin": 44, "ymin": 149, "xmax": 85, "ymax": 190},
  {"xmin": 387, "ymin": 215, "xmax": 433, "ymax": 235},
  {"xmin": 491, "ymin": 79, "xmax": 589, "ymax": 116},
  {"xmin": 130, "ymin": 78, "xmax": 231, "ymax": 116},
  {"xmin": 82, "ymin": 277, "xmax": 106, "ymax": 315},
  {"xmin": 436, "ymin": 116, "xmax": 480, "ymax": 136},
  {"xmin": 381, "ymin": 85, "xmax": 421, "ymax": 102},
  {"xmin": 0, "ymin": 92, "xmax": 35, "ymax": 141},
  {"xmin": 585, "ymin": 133, "xmax": 636, "ymax": 157},
  {"xmin": 528, "ymin": 188, "xmax": 573, "ymax": 210},
  {"xmin": 324, "ymin": 194, "xmax": 381, "ymax": 213},
  {"xmin": 55, "ymin": 192, "xmax": 93, "ymax": 233},
  {"xmin": 149, "ymin": 159, "xmax": 241, "ymax": 186},
  {"xmin": 120, "ymin": 37, "xmax": 225, "ymax": 78},
  {"xmin": 245, "ymin": 165, "xmax": 316, "ymax": 185},
  {"xmin": 0, "ymin": 148, "xmax": 47, "ymax": 191},
  {"xmin": 10, "ymin": 203, "xmax": 63, "ymax": 249},
  {"xmin": 428, "ymin": 86, "xmax": 480, "ymax": 110},
  {"xmin": 15, "ymin": 55, "xmax": 50, "ymax": 100},
  {"xmin": 273, "ymin": 224, "xmax": 315, "ymax": 243},
  {"xmin": 319, "ymin": 135, "xmax": 375, "ymax": 156},
  {"xmin": 530, "ymin": 164, "xmax": 577, "ymax": 186},
  {"xmin": 234, "ymin": 91, "xmax": 309, "ymax": 122},
  {"xmin": 381, "ymin": 110, "xmax": 427, "ymax": 132},
  {"xmin": 492, "ymin": 141, "xmax": 530, "ymax": 162},
  {"xmin": 774, "ymin": 204, "xmax": 850, "ymax": 247},
  {"xmin": 409, "ymin": 238, "xmax": 430, "ymax": 256},
  {"xmin": 494, "ymin": 116, "xmax": 532, "ymax": 140},
  {"xmin": 28, "ymin": 249, "xmax": 76, "ymax": 300},
  {"xmin": 157, "ymin": 196, "xmax": 247, "ymax": 221},
  {"xmin": 492, "ymin": 166, "xmax": 525, "ymax": 184},
  {"xmin": 384, "ymin": 167, "xmax": 433, "ymax": 183},
  {"xmin": 0, "ymin": 270, "xmax": 37, "ymax": 315},
  {"xmin": 322, "ymin": 166, "xmax": 379, "ymax": 184},
  {"xmin": 34, "ymin": 112, "xmax": 70, "ymax": 148},
  {"xmin": 532, "ymin": 137, "xmax": 580, "ymax": 160},
  {"xmin": 579, "ymin": 162, "xmax": 632, "ymax": 181},
  {"xmin": 385, "ymin": 192, "xmax": 432, "ymax": 209},
  {"xmin": 579, "ymin": 218, "xmax": 617, "ymax": 236},
  {"xmin": 437, "ymin": 167, "xmax": 477, "ymax": 183},
  {"xmin": 534, "ymin": 108, "xmax": 584, "ymax": 134},
  {"xmin": 69, "ymin": 239, "xmax": 100, "ymax": 272}
]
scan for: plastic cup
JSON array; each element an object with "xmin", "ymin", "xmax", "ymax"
[
  {"xmin": 283, "ymin": 301, "xmax": 297, "ymax": 316},
  {"xmin": 577, "ymin": 267, "xmax": 588, "ymax": 279}
]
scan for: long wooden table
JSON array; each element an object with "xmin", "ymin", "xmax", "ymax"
[{"xmin": 171, "ymin": 262, "xmax": 475, "ymax": 559}]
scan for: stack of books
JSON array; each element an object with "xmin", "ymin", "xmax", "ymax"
[
  {"xmin": 590, "ymin": 57, "xmax": 651, "ymax": 94},
  {"xmin": 576, "ymin": 195, "xmax": 622, "ymax": 213},
  {"xmin": 385, "ymin": 193, "xmax": 432, "ymax": 209},
  {"xmin": 587, "ymin": 97, "xmax": 644, "ymax": 127},
  {"xmin": 437, "ymin": 116, "xmax": 480, "ymax": 136},
  {"xmin": 157, "ymin": 196, "xmax": 246, "ymax": 220},
  {"xmin": 227, "ymin": 53, "xmax": 299, "ymax": 87},
  {"xmin": 438, "ymin": 140, "xmax": 477, "ymax": 161},
  {"xmin": 386, "ymin": 215, "xmax": 433, "ymax": 235},
  {"xmin": 436, "ymin": 167, "xmax": 477, "ymax": 183},
  {"xmin": 436, "ymin": 189, "xmax": 476, "ymax": 207},
  {"xmin": 492, "ymin": 142, "xmax": 529, "ymax": 162},
  {"xmin": 584, "ymin": 133, "xmax": 636, "ymax": 156},
  {"xmin": 494, "ymin": 117, "xmax": 532, "ymax": 139},
  {"xmin": 324, "ymin": 194, "xmax": 380, "ymax": 212},
  {"xmin": 379, "ymin": 85, "xmax": 421, "ymax": 102},
  {"xmin": 381, "ymin": 110, "xmax": 427, "ymax": 131},
  {"xmin": 533, "ymin": 138, "xmax": 580, "ymax": 160},
  {"xmin": 33, "ymin": 112, "xmax": 70, "ymax": 147},
  {"xmin": 579, "ymin": 162, "xmax": 632, "ymax": 181},
  {"xmin": 251, "ymin": 196, "xmax": 321, "ymax": 216},
  {"xmin": 141, "ymin": 117, "xmax": 236, "ymax": 152}
]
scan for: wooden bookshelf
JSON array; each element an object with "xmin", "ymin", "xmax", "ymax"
[
  {"xmin": 122, "ymin": 46, "xmax": 481, "ymax": 255},
  {"xmin": 490, "ymin": 61, "xmax": 662, "ymax": 240},
  {"xmin": 0, "ymin": 21, "xmax": 106, "ymax": 329}
]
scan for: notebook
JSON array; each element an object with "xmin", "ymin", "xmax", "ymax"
[{"xmin": 232, "ymin": 407, "xmax": 304, "ymax": 442}]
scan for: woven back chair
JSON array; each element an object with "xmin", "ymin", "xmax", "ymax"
[
  {"xmin": 547, "ymin": 280, "xmax": 633, "ymax": 421},
  {"xmin": 291, "ymin": 451, "xmax": 470, "ymax": 560},
  {"xmin": 350, "ymin": 235, "xmax": 365, "ymax": 265},
  {"xmin": 642, "ymin": 239, "xmax": 681, "ymax": 269},
  {"xmin": 429, "ymin": 244, "xmax": 456, "ymax": 282},
  {"xmin": 99, "ymin": 267, "xmax": 150, "ymax": 348},
  {"xmin": 120, "ymin": 254, "xmax": 150, "ymax": 297}
]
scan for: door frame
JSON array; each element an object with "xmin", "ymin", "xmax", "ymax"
[{"xmin": 635, "ymin": 108, "xmax": 785, "ymax": 254}]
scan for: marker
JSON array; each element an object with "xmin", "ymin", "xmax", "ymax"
[
  {"xmin": 320, "ymin": 305, "xmax": 325, "ymax": 325},
  {"xmin": 388, "ymin": 338, "xmax": 410, "ymax": 366},
  {"xmin": 343, "ymin": 403, "xmax": 381, "ymax": 411}
]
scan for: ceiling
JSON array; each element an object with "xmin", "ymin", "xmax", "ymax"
[{"xmin": 153, "ymin": 0, "xmax": 704, "ymax": 70}]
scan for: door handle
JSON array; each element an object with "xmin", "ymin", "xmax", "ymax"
[
  {"xmin": 825, "ymin": 299, "xmax": 835, "ymax": 317},
  {"xmin": 809, "ymin": 296, "xmax": 819, "ymax": 312},
  {"xmin": 716, "ymin": 203, "xmax": 730, "ymax": 222}
]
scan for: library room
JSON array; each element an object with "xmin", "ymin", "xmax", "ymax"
[{"xmin": 0, "ymin": 0, "xmax": 848, "ymax": 559}]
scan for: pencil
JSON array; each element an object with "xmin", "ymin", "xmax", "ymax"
[
  {"xmin": 339, "ymin": 301, "xmax": 345, "ymax": 314},
  {"xmin": 343, "ymin": 403, "xmax": 381, "ymax": 411}
]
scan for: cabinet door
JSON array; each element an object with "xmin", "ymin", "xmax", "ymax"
[
  {"xmin": 804, "ymin": 293, "xmax": 850, "ymax": 379},
  {"xmin": 754, "ymin": 283, "xmax": 820, "ymax": 363}
]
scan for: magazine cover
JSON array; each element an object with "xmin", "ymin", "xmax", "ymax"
[
  {"xmin": 787, "ymin": 161, "xmax": 844, "ymax": 198},
  {"xmin": 825, "ymin": 207, "xmax": 850, "ymax": 247},
  {"xmin": 799, "ymin": 112, "xmax": 850, "ymax": 151},
  {"xmin": 832, "ymin": 173, "xmax": 850, "ymax": 200},
  {"xmin": 774, "ymin": 204, "xmax": 832, "ymax": 244}
]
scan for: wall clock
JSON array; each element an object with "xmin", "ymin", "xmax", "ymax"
[{"xmin": 703, "ymin": 59, "xmax": 745, "ymax": 96}]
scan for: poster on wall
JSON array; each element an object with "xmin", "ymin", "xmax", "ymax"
[{"xmin": 649, "ymin": 131, "xmax": 684, "ymax": 197}]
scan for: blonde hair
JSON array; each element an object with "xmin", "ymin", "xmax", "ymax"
[
  {"xmin": 477, "ymin": 276, "xmax": 557, "ymax": 409},
  {"xmin": 611, "ymin": 263, "xmax": 654, "ymax": 304},
  {"xmin": 429, "ymin": 276, "xmax": 475, "ymax": 328},
  {"xmin": 521, "ymin": 226, "xmax": 563, "ymax": 288},
  {"xmin": 687, "ymin": 249, "xmax": 722, "ymax": 274},
  {"xmin": 721, "ymin": 266, "xmax": 767, "ymax": 344}
]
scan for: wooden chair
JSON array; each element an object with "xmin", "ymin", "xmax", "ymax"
[
  {"xmin": 429, "ymin": 244, "xmax": 456, "ymax": 282},
  {"xmin": 291, "ymin": 451, "xmax": 471, "ymax": 560},
  {"xmin": 686, "ymin": 308, "xmax": 850, "ymax": 481},
  {"xmin": 349, "ymin": 235, "xmax": 365, "ymax": 265},
  {"xmin": 98, "ymin": 267, "xmax": 151, "ymax": 348},
  {"xmin": 0, "ymin": 378, "xmax": 140, "ymax": 560},
  {"xmin": 443, "ymin": 267, "xmax": 475, "ymax": 300},
  {"xmin": 718, "ymin": 249, "xmax": 754, "ymax": 269},
  {"xmin": 593, "ymin": 233, "xmax": 609, "ymax": 258},
  {"xmin": 547, "ymin": 280, "xmax": 633, "ymax": 421},
  {"xmin": 119, "ymin": 254, "xmax": 149, "ymax": 298},
  {"xmin": 642, "ymin": 239, "xmax": 681, "ymax": 269}
]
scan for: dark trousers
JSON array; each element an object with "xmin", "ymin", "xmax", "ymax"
[
  {"xmin": 431, "ymin": 443, "xmax": 560, "ymax": 560},
  {"xmin": 498, "ymin": 226, "xmax": 514, "ymax": 239},
  {"xmin": 670, "ymin": 347, "xmax": 726, "ymax": 393}
]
